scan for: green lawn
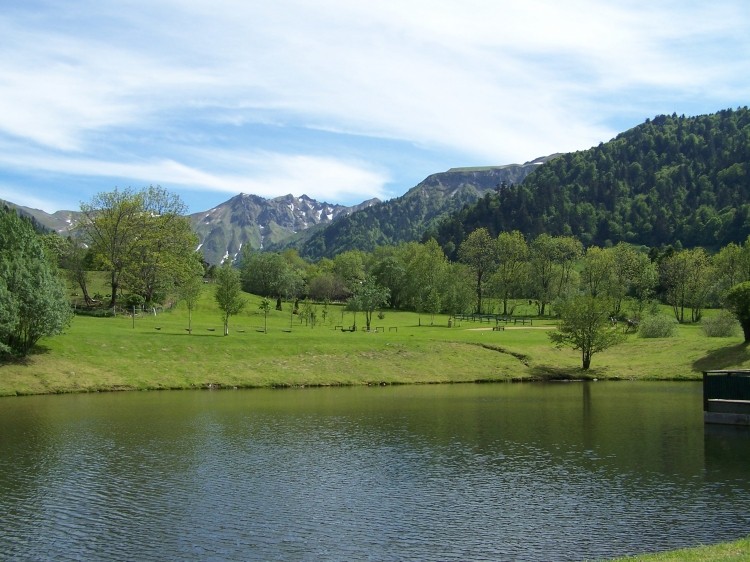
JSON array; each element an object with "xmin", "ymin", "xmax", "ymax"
[
  {"xmin": 606, "ymin": 535, "xmax": 750, "ymax": 561},
  {"xmin": 2, "ymin": 287, "xmax": 750, "ymax": 396}
]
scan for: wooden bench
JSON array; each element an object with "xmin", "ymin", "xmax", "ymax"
[{"xmin": 492, "ymin": 325, "xmax": 504, "ymax": 331}]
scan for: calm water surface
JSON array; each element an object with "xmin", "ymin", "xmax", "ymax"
[{"xmin": 1, "ymin": 382, "xmax": 749, "ymax": 561}]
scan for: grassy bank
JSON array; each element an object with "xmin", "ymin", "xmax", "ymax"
[
  {"xmin": 607, "ymin": 535, "xmax": 750, "ymax": 561},
  {"xmin": 2, "ymin": 288, "xmax": 750, "ymax": 396}
]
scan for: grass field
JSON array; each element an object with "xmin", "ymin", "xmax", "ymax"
[
  {"xmin": 2, "ymin": 285, "xmax": 749, "ymax": 397},
  {"xmin": 606, "ymin": 535, "xmax": 750, "ymax": 561}
]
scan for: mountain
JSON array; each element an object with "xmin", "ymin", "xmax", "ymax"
[
  {"xmin": 429, "ymin": 108, "xmax": 750, "ymax": 258},
  {"xmin": 267, "ymin": 156, "xmax": 556, "ymax": 260},
  {"xmin": 0, "ymin": 200, "xmax": 80, "ymax": 234},
  {"xmin": 190, "ymin": 193, "xmax": 379, "ymax": 264}
]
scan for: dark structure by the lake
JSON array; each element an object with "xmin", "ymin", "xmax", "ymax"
[{"xmin": 1, "ymin": 382, "xmax": 748, "ymax": 561}]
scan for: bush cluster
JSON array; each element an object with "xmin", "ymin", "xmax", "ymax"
[
  {"xmin": 701, "ymin": 311, "xmax": 740, "ymax": 337},
  {"xmin": 638, "ymin": 314, "xmax": 678, "ymax": 338},
  {"xmin": 72, "ymin": 307, "xmax": 115, "ymax": 318}
]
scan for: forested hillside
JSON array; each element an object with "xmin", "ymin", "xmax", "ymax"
[
  {"xmin": 273, "ymin": 159, "xmax": 551, "ymax": 260},
  {"xmin": 428, "ymin": 108, "xmax": 750, "ymax": 258}
]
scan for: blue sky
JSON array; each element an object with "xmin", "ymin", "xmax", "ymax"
[{"xmin": 1, "ymin": 0, "xmax": 749, "ymax": 214}]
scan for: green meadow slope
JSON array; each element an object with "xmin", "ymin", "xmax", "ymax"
[{"xmin": 2, "ymin": 288, "xmax": 749, "ymax": 397}]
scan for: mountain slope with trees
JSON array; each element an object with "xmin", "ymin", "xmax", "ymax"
[
  {"xmin": 428, "ymin": 108, "xmax": 750, "ymax": 258},
  {"xmin": 271, "ymin": 157, "xmax": 554, "ymax": 260}
]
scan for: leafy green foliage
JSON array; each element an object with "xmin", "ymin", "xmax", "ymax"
[
  {"xmin": 548, "ymin": 295, "xmax": 625, "ymax": 369},
  {"xmin": 283, "ymin": 164, "xmax": 542, "ymax": 260},
  {"xmin": 348, "ymin": 275, "xmax": 390, "ymax": 331},
  {"xmin": 0, "ymin": 207, "xmax": 72, "ymax": 356},
  {"xmin": 78, "ymin": 186, "xmax": 198, "ymax": 307},
  {"xmin": 660, "ymin": 248, "xmax": 713, "ymax": 323},
  {"xmin": 701, "ymin": 311, "xmax": 739, "ymax": 338},
  {"xmin": 214, "ymin": 263, "xmax": 245, "ymax": 335},
  {"xmin": 176, "ymin": 255, "xmax": 205, "ymax": 335},
  {"xmin": 432, "ymin": 108, "xmax": 750, "ymax": 254},
  {"xmin": 459, "ymin": 227, "xmax": 496, "ymax": 314},
  {"xmin": 724, "ymin": 281, "xmax": 750, "ymax": 342},
  {"xmin": 638, "ymin": 314, "xmax": 678, "ymax": 338},
  {"xmin": 240, "ymin": 248, "xmax": 304, "ymax": 299}
]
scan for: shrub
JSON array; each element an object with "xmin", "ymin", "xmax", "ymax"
[
  {"xmin": 124, "ymin": 294, "xmax": 145, "ymax": 309},
  {"xmin": 701, "ymin": 311, "xmax": 740, "ymax": 337},
  {"xmin": 638, "ymin": 314, "xmax": 677, "ymax": 338},
  {"xmin": 72, "ymin": 307, "xmax": 114, "ymax": 318}
]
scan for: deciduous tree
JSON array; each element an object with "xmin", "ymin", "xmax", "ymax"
[
  {"xmin": 176, "ymin": 255, "xmax": 205, "ymax": 335},
  {"xmin": 491, "ymin": 231, "xmax": 529, "ymax": 315},
  {"xmin": 548, "ymin": 295, "xmax": 625, "ymax": 370},
  {"xmin": 459, "ymin": 228, "xmax": 497, "ymax": 314},
  {"xmin": 215, "ymin": 263, "xmax": 245, "ymax": 336},
  {"xmin": 349, "ymin": 275, "xmax": 390, "ymax": 331},
  {"xmin": 0, "ymin": 208, "xmax": 72, "ymax": 356},
  {"xmin": 660, "ymin": 248, "xmax": 713, "ymax": 322},
  {"xmin": 78, "ymin": 186, "xmax": 197, "ymax": 307},
  {"xmin": 723, "ymin": 281, "xmax": 750, "ymax": 342}
]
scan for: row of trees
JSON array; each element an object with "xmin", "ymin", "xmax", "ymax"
[
  {"xmin": 240, "ymin": 239, "xmax": 475, "ymax": 326},
  {"xmin": 236, "ymin": 226, "xmax": 750, "ymax": 331},
  {"xmin": 46, "ymin": 186, "xmax": 750, "ymax": 335}
]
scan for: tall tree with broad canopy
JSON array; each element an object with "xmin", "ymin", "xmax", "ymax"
[
  {"xmin": 121, "ymin": 187, "xmax": 198, "ymax": 304},
  {"xmin": 660, "ymin": 248, "xmax": 713, "ymax": 323},
  {"xmin": 403, "ymin": 239, "xmax": 449, "ymax": 320},
  {"xmin": 78, "ymin": 186, "xmax": 197, "ymax": 307},
  {"xmin": 215, "ymin": 262, "xmax": 245, "ymax": 336},
  {"xmin": 712, "ymin": 236, "xmax": 750, "ymax": 296},
  {"xmin": 78, "ymin": 188, "xmax": 143, "ymax": 308},
  {"xmin": 548, "ymin": 295, "xmax": 625, "ymax": 370},
  {"xmin": 491, "ymin": 230, "xmax": 529, "ymax": 315},
  {"xmin": 459, "ymin": 227, "xmax": 497, "ymax": 314},
  {"xmin": 0, "ymin": 207, "xmax": 72, "ymax": 356},
  {"xmin": 529, "ymin": 234, "xmax": 583, "ymax": 315},
  {"xmin": 609, "ymin": 244, "xmax": 657, "ymax": 318}
]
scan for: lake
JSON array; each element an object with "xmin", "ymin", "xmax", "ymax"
[{"xmin": 1, "ymin": 382, "xmax": 749, "ymax": 561}]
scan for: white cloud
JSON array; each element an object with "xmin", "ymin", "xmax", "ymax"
[
  {"xmin": 0, "ymin": 0, "xmax": 749, "ymax": 212},
  {"xmin": 0, "ymin": 146, "xmax": 389, "ymax": 206}
]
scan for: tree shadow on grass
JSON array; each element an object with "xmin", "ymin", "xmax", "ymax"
[
  {"xmin": 527, "ymin": 365, "xmax": 598, "ymax": 381},
  {"xmin": 693, "ymin": 342, "xmax": 750, "ymax": 372},
  {"xmin": 0, "ymin": 346, "xmax": 50, "ymax": 367}
]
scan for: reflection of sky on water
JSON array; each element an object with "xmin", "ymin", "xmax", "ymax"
[{"xmin": 1, "ymin": 383, "xmax": 748, "ymax": 561}]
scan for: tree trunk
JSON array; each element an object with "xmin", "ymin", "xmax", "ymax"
[
  {"xmin": 108, "ymin": 277, "xmax": 118, "ymax": 309},
  {"xmin": 80, "ymin": 279, "xmax": 92, "ymax": 306},
  {"xmin": 475, "ymin": 273, "xmax": 483, "ymax": 314},
  {"xmin": 582, "ymin": 350, "xmax": 591, "ymax": 370},
  {"xmin": 742, "ymin": 321, "xmax": 750, "ymax": 343}
]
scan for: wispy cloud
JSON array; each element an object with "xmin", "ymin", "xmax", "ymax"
[
  {"xmin": 0, "ymin": 0, "xmax": 748, "ymax": 212},
  {"xmin": 0, "ymin": 144, "xmax": 388, "ymax": 207}
]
